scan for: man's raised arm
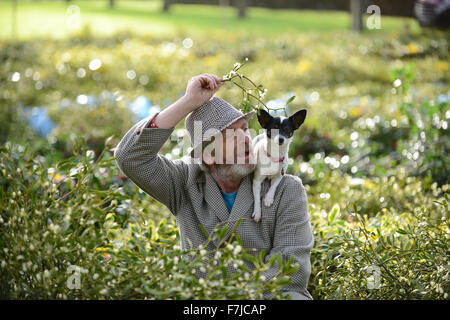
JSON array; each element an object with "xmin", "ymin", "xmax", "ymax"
[{"xmin": 114, "ymin": 74, "xmax": 223, "ymax": 215}]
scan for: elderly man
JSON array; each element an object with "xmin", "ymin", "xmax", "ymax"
[{"xmin": 114, "ymin": 74, "xmax": 314, "ymax": 300}]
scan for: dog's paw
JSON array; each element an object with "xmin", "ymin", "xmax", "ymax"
[
  {"xmin": 252, "ymin": 210, "xmax": 261, "ymax": 222},
  {"xmin": 263, "ymin": 194, "xmax": 274, "ymax": 207}
]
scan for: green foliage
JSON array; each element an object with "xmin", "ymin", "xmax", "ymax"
[
  {"xmin": 0, "ymin": 26, "xmax": 448, "ymax": 300},
  {"xmin": 391, "ymin": 65, "xmax": 449, "ymax": 186},
  {"xmin": 305, "ymin": 169, "xmax": 448, "ymax": 218},
  {"xmin": 310, "ymin": 196, "xmax": 449, "ymax": 299},
  {"xmin": 288, "ymin": 62, "xmax": 449, "ymax": 188},
  {"xmin": 0, "ymin": 141, "xmax": 298, "ymax": 299}
]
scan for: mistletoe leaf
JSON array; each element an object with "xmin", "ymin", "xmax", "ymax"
[{"xmin": 286, "ymin": 95, "xmax": 296, "ymax": 105}]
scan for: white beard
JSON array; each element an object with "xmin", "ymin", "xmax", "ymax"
[{"xmin": 211, "ymin": 163, "xmax": 255, "ymax": 182}]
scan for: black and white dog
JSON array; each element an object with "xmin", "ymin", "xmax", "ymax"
[{"xmin": 251, "ymin": 109, "xmax": 307, "ymax": 222}]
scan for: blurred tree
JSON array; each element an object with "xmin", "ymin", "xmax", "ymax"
[
  {"xmin": 220, "ymin": 0, "xmax": 230, "ymax": 7},
  {"xmin": 351, "ymin": 0, "xmax": 363, "ymax": 31},
  {"xmin": 109, "ymin": 0, "xmax": 115, "ymax": 8},
  {"xmin": 237, "ymin": 0, "xmax": 247, "ymax": 18},
  {"xmin": 163, "ymin": 0, "xmax": 173, "ymax": 12}
]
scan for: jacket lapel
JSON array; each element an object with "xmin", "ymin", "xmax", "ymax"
[
  {"xmin": 204, "ymin": 171, "xmax": 230, "ymax": 223},
  {"xmin": 219, "ymin": 173, "xmax": 254, "ymax": 246},
  {"xmin": 203, "ymin": 171, "xmax": 255, "ymax": 247},
  {"xmin": 228, "ymin": 172, "xmax": 254, "ymax": 225}
]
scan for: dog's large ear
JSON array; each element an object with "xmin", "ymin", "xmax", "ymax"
[
  {"xmin": 257, "ymin": 109, "xmax": 272, "ymax": 128},
  {"xmin": 290, "ymin": 109, "xmax": 307, "ymax": 130}
]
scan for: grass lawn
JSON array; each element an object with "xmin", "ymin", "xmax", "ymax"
[{"xmin": 0, "ymin": 0, "xmax": 422, "ymax": 39}]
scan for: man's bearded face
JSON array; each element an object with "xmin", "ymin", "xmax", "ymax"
[{"xmin": 203, "ymin": 118, "xmax": 255, "ymax": 180}]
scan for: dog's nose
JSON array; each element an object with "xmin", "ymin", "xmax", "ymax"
[{"xmin": 278, "ymin": 137, "xmax": 285, "ymax": 145}]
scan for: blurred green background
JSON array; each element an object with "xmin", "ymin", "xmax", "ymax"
[{"xmin": 0, "ymin": 0, "xmax": 423, "ymax": 38}]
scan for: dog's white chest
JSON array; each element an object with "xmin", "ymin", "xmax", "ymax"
[{"xmin": 255, "ymin": 147, "xmax": 286, "ymax": 177}]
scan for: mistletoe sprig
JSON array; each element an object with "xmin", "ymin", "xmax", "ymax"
[{"xmin": 220, "ymin": 58, "xmax": 296, "ymax": 117}]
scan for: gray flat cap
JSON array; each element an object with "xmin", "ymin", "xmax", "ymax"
[{"xmin": 185, "ymin": 97, "xmax": 256, "ymax": 158}]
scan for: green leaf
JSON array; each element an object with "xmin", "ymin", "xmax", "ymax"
[
  {"xmin": 199, "ymin": 224, "xmax": 209, "ymax": 239},
  {"xmin": 91, "ymin": 207, "xmax": 104, "ymax": 219},
  {"xmin": 328, "ymin": 242, "xmax": 343, "ymax": 248},
  {"xmin": 329, "ymin": 205, "xmax": 339, "ymax": 223},
  {"xmin": 259, "ymin": 249, "xmax": 266, "ymax": 263},
  {"xmin": 143, "ymin": 285, "xmax": 162, "ymax": 297},
  {"xmin": 286, "ymin": 95, "xmax": 296, "ymax": 105},
  {"xmin": 231, "ymin": 218, "xmax": 242, "ymax": 234},
  {"xmin": 275, "ymin": 253, "xmax": 283, "ymax": 267},
  {"xmin": 242, "ymin": 253, "xmax": 258, "ymax": 265},
  {"xmin": 105, "ymin": 212, "xmax": 115, "ymax": 223},
  {"xmin": 56, "ymin": 157, "xmax": 76, "ymax": 171},
  {"xmin": 268, "ymin": 255, "xmax": 277, "ymax": 266},
  {"xmin": 98, "ymin": 158, "xmax": 117, "ymax": 167},
  {"xmin": 216, "ymin": 225, "xmax": 228, "ymax": 241},
  {"xmin": 105, "ymin": 135, "xmax": 117, "ymax": 147},
  {"xmin": 276, "ymin": 277, "xmax": 291, "ymax": 287}
]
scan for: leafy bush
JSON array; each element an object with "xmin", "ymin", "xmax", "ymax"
[
  {"xmin": 303, "ymin": 168, "xmax": 447, "ymax": 218},
  {"xmin": 48, "ymin": 99, "xmax": 135, "ymax": 158},
  {"xmin": 1, "ymin": 27, "xmax": 448, "ymax": 300},
  {"xmin": 2, "ymin": 137, "xmax": 447, "ymax": 299},
  {"xmin": 0, "ymin": 140, "xmax": 298, "ymax": 299},
  {"xmin": 309, "ymin": 195, "xmax": 449, "ymax": 299},
  {"xmin": 391, "ymin": 65, "xmax": 449, "ymax": 186}
]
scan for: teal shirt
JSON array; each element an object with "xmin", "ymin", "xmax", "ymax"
[{"xmin": 219, "ymin": 189, "xmax": 238, "ymax": 213}]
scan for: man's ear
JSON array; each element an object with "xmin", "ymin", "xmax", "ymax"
[
  {"xmin": 289, "ymin": 109, "xmax": 307, "ymax": 130},
  {"xmin": 257, "ymin": 109, "xmax": 272, "ymax": 128}
]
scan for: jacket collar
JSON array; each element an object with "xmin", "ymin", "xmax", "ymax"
[{"xmin": 202, "ymin": 170, "xmax": 254, "ymax": 247}]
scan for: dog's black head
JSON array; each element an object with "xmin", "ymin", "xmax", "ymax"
[{"xmin": 257, "ymin": 109, "xmax": 307, "ymax": 146}]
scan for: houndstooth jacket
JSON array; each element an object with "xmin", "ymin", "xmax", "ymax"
[{"xmin": 114, "ymin": 113, "xmax": 314, "ymax": 300}]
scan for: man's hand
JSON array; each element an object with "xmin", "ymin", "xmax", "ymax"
[
  {"xmin": 184, "ymin": 74, "xmax": 224, "ymax": 109},
  {"xmin": 149, "ymin": 74, "xmax": 223, "ymax": 129}
]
